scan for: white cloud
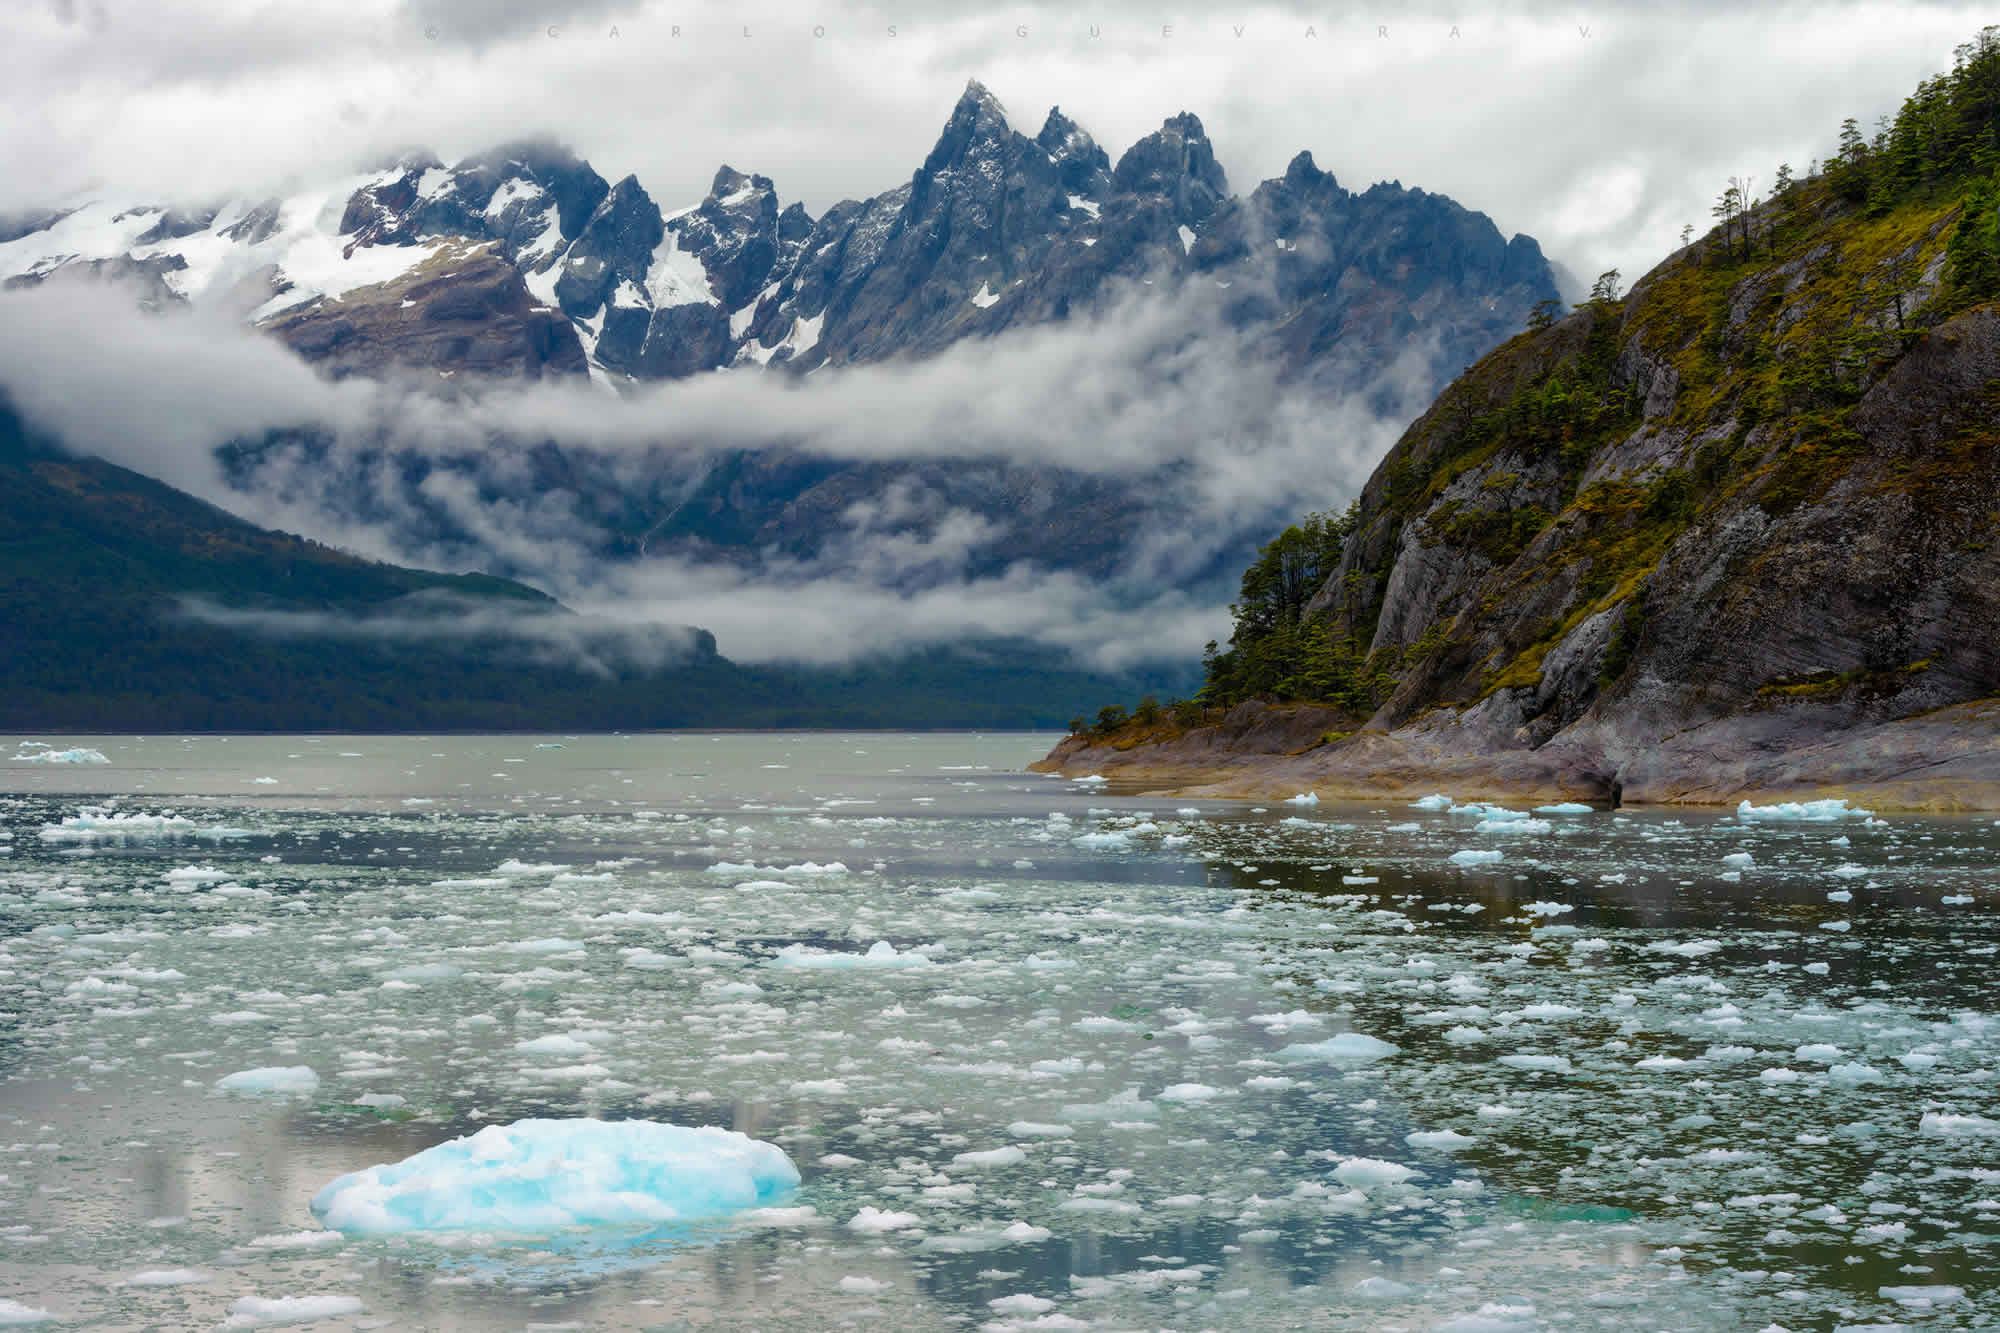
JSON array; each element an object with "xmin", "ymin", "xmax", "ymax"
[{"xmin": 0, "ymin": 276, "xmax": 1380, "ymax": 667}]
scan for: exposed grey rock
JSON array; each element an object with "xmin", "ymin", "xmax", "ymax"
[{"xmin": 264, "ymin": 242, "xmax": 584, "ymax": 381}]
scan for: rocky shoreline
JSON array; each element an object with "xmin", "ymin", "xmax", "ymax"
[{"xmin": 1031, "ymin": 698, "xmax": 2000, "ymax": 812}]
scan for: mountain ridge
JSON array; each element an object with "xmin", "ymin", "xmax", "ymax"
[{"xmin": 0, "ymin": 82, "xmax": 1554, "ymax": 395}]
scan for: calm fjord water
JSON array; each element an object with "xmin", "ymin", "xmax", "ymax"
[{"xmin": 0, "ymin": 733, "xmax": 1994, "ymax": 1330}]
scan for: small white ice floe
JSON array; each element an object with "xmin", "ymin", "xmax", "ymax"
[
  {"xmin": 1332, "ymin": 1157, "xmax": 1416, "ymax": 1189},
  {"xmin": 122, "ymin": 1268, "xmax": 210, "ymax": 1287},
  {"xmin": 221, "ymin": 1294, "xmax": 366, "ymax": 1328},
  {"xmin": 1286, "ymin": 792, "xmax": 1319, "ymax": 806},
  {"xmin": 770, "ymin": 940, "xmax": 932, "ymax": 971},
  {"xmin": 1476, "ymin": 817, "xmax": 1552, "ymax": 835},
  {"xmin": 1448, "ymin": 849, "xmax": 1505, "ymax": 866},
  {"xmin": 310, "ymin": 1119, "xmax": 799, "ymax": 1235},
  {"xmin": 40, "ymin": 808, "xmax": 210, "ymax": 842},
  {"xmin": 1736, "ymin": 797, "xmax": 1872, "ymax": 822},
  {"xmin": 12, "ymin": 745, "xmax": 110, "ymax": 764},
  {"xmin": 1879, "ymin": 1284, "xmax": 1964, "ymax": 1309},
  {"xmin": 847, "ymin": 1205, "xmax": 923, "ymax": 1233},
  {"xmin": 1535, "ymin": 802, "xmax": 1594, "ymax": 814},
  {"xmin": 1405, "ymin": 1129, "xmax": 1476, "ymax": 1150},
  {"xmin": 1412, "ymin": 794, "xmax": 1453, "ymax": 810},
  {"xmin": 1276, "ymin": 1032, "xmax": 1398, "ymax": 1063},
  {"xmin": 216, "ymin": 1067, "xmax": 320, "ymax": 1096}
]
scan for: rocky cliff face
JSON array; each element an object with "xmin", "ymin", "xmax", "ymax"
[
  {"xmin": 1041, "ymin": 152, "xmax": 2000, "ymax": 808},
  {"xmin": 265, "ymin": 240, "xmax": 584, "ymax": 380}
]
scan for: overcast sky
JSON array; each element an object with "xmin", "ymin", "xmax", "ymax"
[{"xmin": 7, "ymin": 0, "xmax": 1989, "ymax": 284}]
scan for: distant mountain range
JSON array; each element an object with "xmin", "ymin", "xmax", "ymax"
[
  {"xmin": 0, "ymin": 82, "xmax": 1561, "ymax": 728},
  {"xmin": 2, "ymin": 81, "xmax": 1554, "ymax": 395}
]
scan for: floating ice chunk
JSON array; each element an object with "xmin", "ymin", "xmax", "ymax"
[
  {"xmin": 1159, "ymin": 1082, "xmax": 1221, "ymax": 1102},
  {"xmin": 1436, "ymin": 1305, "xmax": 1538, "ymax": 1332},
  {"xmin": 840, "ymin": 1275, "xmax": 891, "ymax": 1294},
  {"xmin": 1521, "ymin": 901, "xmax": 1573, "ymax": 917},
  {"xmin": 847, "ymin": 1206, "xmax": 922, "ymax": 1234},
  {"xmin": 770, "ymin": 940, "xmax": 931, "ymax": 970},
  {"xmin": 1534, "ymin": 802, "xmax": 1594, "ymax": 814},
  {"xmin": 1448, "ymin": 849, "xmax": 1505, "ymax": 866},
  {"xmin": 503, "ymin": 937, "xmax": 584, "ymax": 955},
  {"xmin": 1723, "ymin": 852, "xmax": 1754, "ymax": 869},
  {"xmin": 124, "ymin": 1268, "xmax": 210, "ymax": 1286},
  {"xmin": 0, "ymin": 1299, "xmax": 55, "ymax": 1326},
  {"xmin": 1071, "ymin": 774, "xmax": 1108, "ymax": 786},
  {"xmin": 1276, "ymin": 1032, "xmax": 1398, "ymax": 1063},
  {"xmin": 1736, "ymin": 798, "xmax": 1872, "ymax": 822},
  {"xmin": 953, "ymin": 1145, "xmax": 1026, "ymax": 1168},
  {"xmin": 1920, "ymin": 1112, "xmax": 1998, "ymax": 1138},
  {"xmin": 514, "ymin": 1034, "xmax": 598, "ymax": 1057},
  {"xmin": 1007, "ymin": 1121, "xmax": 1073, "ymax": 1138},
  {"xmin": 1333, "ymin": 1157, "xmax": 1415, "ymax": 1188},
  {"xmin": 1060, "ymin": 1087, "xmax": 1156, "ymax": 1120},
  {"xmin": 310, "ymin": 1118, "xmax": 799, "ymax": 1236},
  {"xmin": 706, "ymin": 860, "xmax": 847, "ymax": 877},
  {"xmin": 40, "ymin": 808, "xmax": 202, "ymax": 842},
  {"xmin": 245, "ymin": 1231, "xmax": 343, "ymax": 1252},
  {"xmin": 1476, "ymin": 817, "xmax": 1551, "ymax": 835},
  {"xmin": 1406, "ymin": 1129, "xmax": 1476, "ymax": 1150},
  {"xmin": 1827, "ymin": 1062, "xmax": 1884, "ymax": 1086},
  {"xmin": 12, "ymin": 746, "xmax": 109, "ymax": 764},
  {"xmin": 1412, "ymin": 794, "xmax": 1453, "ymax": 810},
  {"xmin": 1070, "ymin": 831, "xmax": 1131, "ymax": 850},
  {"xmin": 217, "ymin": 1066, "xmax": 320, "ymax": 1096},
  {"xmin": 919, "ymin": 1220, "xmax": 1051, "ymax": 1253},
  {"xmin": 1647, "ymin": 939, "xmax": 1722, "ymax": 958},
  {"xmin": 1353, "ymin": 1276, "xmax": 1417, "ymax": 1300},
  {"xmin": 1879, "ymin": 1284, "xmax": 1964, "ymax": 1309},
  {"xmin": 222, "ymin": 1295, "xmax": 365, "ymax": 1328},
  {"xmin": 1286, "ymin": 792, "xmax": 1319, "ymax": 806}
]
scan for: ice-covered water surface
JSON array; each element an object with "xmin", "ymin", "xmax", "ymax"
[{"xmin": 0, "ymin": 734, "xmax": 1994, "ymax": 1330}]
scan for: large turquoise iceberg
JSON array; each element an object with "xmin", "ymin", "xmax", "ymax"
[{"xmin": 310, "ymin": 1118, "xmax": 799, "ymax": 1236}]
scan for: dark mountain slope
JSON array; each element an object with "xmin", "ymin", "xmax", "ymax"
[{"xmin": 0, "ymin": 399, "xmax": 1188, "ymax": 731}]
